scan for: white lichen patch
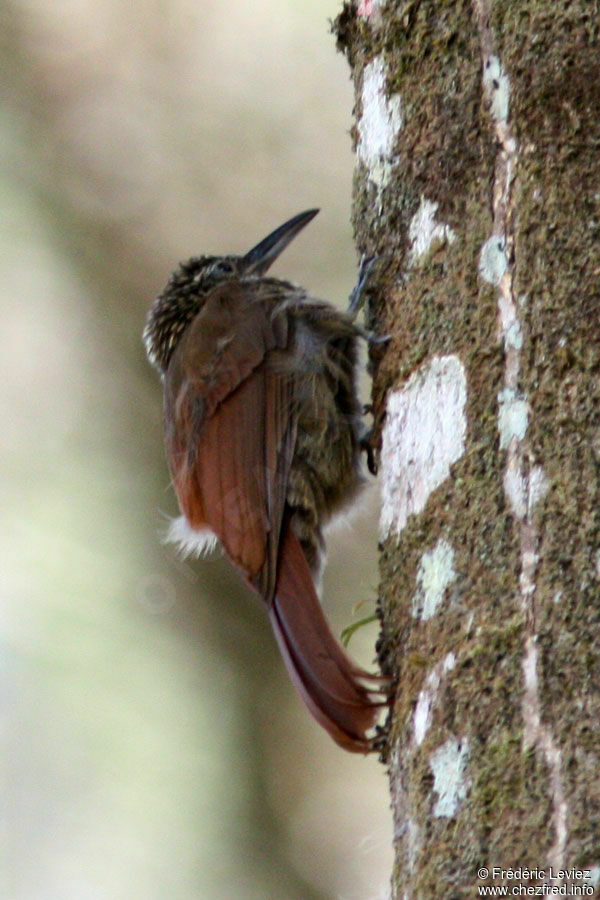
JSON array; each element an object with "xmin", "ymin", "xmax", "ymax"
[
  {"xmin": 586, "ymin": 867, "xmax": 600, "ymax": 888},
  {"xmin": 413, "ymin": 653, "xmax": 456, "ymax": 745},
  {"xmin": 497, "ymin": 386, "xmax": 529, "ymax": 449},
  {"xmin": 408, "ymin": 197, "xmax": 456, "ymax": 266},
  {"xmin": 380, "ymin": 355, "xmax": 467, "ymax": 539},
  {"xmin": 479, "ymin": 235, "xmax": 508, "ymax": 285},
  {"xmin": 504, "ymin": 318, "xmax": 523, "ymax": 351},
  {"xmin": 358, "ymin": 57, "xmax": 402, "ymax": 192},
  {"xmin": 503, "ymin": 448, "xmax": 548, "ymax": 520},
  {"xmin": 430, "ymin": 736, "xmax": 470, "ymax": 818},
  {"xmin": 482, "ymin": 55, "xmax": 510, "ymax": 125},
  {"xmin": 529, "ymin": 465, "xmax": 550, "ymax": 511},
  {"xmin": 503, "ymin": 462, "xmax": 527, "ymax": 518},
  {"xmin": 412, "ymin": 538, "xmax": 456, "ymax": 620},
  {"xmin": 413, "ymin": 691, "xmax": 432, "ymax": 747},
  {"xmin": 406, "ymin": 818, "xmax": 421, "ymax": 872},
  {"xmin": 497, "ymin": 294, "xmax": 523, "ymax": 350}
]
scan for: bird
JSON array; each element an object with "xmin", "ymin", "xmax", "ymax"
[{"xmin": 143, "ymin": 209, "xmax": 389, "ymax": 752}]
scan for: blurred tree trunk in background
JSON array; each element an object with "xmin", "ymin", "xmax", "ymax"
[{"xmin": 335, "ymin": 1, "xmax": 600, "ymax": 896}]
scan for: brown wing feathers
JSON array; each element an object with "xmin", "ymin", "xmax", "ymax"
[{"xmin": 164, "ymin": 282, "xmax": 385, "ymax": 751}]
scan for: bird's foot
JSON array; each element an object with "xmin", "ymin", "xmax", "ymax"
[
  {"xmin": 359, "ymin": 427, "xmax": 378, "ymax": 475},
  {"xmin": 348, "ymin": 254, "xmax": 390, "ymax": 319}
]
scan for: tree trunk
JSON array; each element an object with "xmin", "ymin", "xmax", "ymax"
[{"xmin": 334, "ymin": 1, "xmax": 600, "ymax": 896}]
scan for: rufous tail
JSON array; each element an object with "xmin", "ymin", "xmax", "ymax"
[{"xmin": 269, "ymin": 524, "xmax": 389, "ymax": 752}]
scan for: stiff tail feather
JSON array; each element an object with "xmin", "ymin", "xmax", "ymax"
[{"xmin": 269, "ymin": 525, "xmax": 389, "ymax": 752}]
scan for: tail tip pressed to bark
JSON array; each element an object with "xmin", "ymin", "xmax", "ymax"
[
  {"xmin": 269, "ymin": 526, "xmax": 392, "ymax": 753},
  {"xmin": 270, "ymin": 597, "xmax": 392, "ymax": 752}
]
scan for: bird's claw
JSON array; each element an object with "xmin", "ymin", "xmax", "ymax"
[
  {"xmin": 359, "ymin": 427, "xmax": 378, "ymax": 475},
  {"xmin": 348, "ymin": 254, "xmax": 389, "ymax": 319}
]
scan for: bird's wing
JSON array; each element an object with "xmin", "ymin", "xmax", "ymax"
[{"xmin": 164, "ymin": 281, "xmax": 296, "ymax": 599}]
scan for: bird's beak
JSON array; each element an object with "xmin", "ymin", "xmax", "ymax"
[{"xmin": 242, "ymin": 209, "xmax": 319, "ymax": 275}]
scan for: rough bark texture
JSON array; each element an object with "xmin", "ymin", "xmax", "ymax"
[{"xmin": 334, "ymin": 1, "xmax": 600, "ymax": 897}]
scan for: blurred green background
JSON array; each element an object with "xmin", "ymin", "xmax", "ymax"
[{"xmin": 1, "ymin": 1, "xmax": 392, "ymax": 897}]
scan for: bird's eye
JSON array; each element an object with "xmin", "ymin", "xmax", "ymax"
[{"xmin": 216, "ymin": 261, "xmax": 235, "ymax": 275}]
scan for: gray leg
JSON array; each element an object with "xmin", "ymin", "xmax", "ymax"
[{"xmin": 348, "ymin": 255, "xmax": 379, "ymax": 318}]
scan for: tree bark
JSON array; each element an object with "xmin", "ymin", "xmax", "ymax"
[{"xmin": 334, "ymin": 1, "xmax": 600, "ymax": 896}]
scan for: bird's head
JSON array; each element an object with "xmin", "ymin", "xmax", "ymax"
[{"xmin": 143, "ymin": 209, "xmax": 318, "ymax": 373}]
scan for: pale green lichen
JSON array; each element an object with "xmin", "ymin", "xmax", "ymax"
[
  {"xmin": 412, "ymin": 538, "xmax": 456, "ymax": 620},
  {"xmin": 479, "ymin": 235, "xmax": 508, "ymax": 285},
  {"xmin": 497, "ymin": 387, "xmax": 529, "ymax": 449},
  {"xmin": 430, "ymin": 736, "xmax": 470, "ymax": 818}
]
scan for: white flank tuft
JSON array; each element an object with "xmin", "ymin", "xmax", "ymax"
[{"xmin": 164, "ymin": 516, "xmax": 220, "ymax": 558}]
